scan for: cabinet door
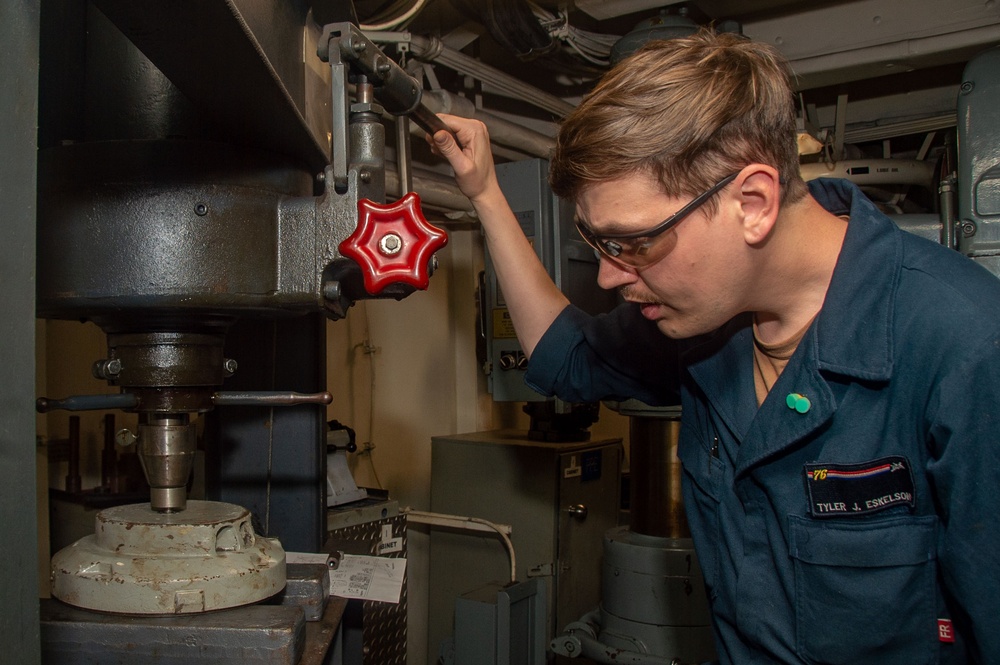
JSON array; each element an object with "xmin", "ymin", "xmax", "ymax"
[{"xmin": 555, "ymin": 444, "xmax": 621, "ymax": 632}]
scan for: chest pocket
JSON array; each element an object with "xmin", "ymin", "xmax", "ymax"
[
  {"xmin": 678, "ymin": 438, "xmax": 725, "ymax": 601},
  {"xmin": 788, "ymin": 514, "xmax": 938, "ymax": 665}
]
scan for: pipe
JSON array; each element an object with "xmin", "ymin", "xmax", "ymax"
[
  {"xmin": 552, "ymin": 612, "xmax": 681, "ymax": 664},
  {"xmin": 780, "ymin": 24, "xmax": 1000, "ymax": 90},
  {"xmin": 405, "ymin": 509, "xmax": 516, "ymax": 582},
  {"xmin": 800, "ymin": 159, "xmax": 936, "ymax": 188},
  {"xmin": 569, "ymin": 631, "xmax": 680, "ymax": 665},
  {"xmin": 843, "ymin": 114, "xmax": 956, "ymax": 145},
  {"xmin": 396, "ymin": 114, "xmax": 413, "ymax": 193},
  {"xmin": 420, "ymin": 90, "xmax": 557, "ymax": 158},
  {"xmin": 372, "ymin": 32, "xmax": 576, "ymax": 118},
  {"xmin": 385, "ymin": 164, "xmax": 472, "ymax": 212}
]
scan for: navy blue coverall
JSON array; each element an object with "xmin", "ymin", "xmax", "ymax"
[{"xmin": 526, "ymin": 179, "xmax": 1000, "ymax": 664}]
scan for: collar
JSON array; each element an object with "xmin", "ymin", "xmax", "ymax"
[
  {"xmin": 683, "ymin": 179, "xmax": 901, "ymax": 462},
  {"xmin": 808, "ymin": 178, "xmax": 900, "ymax": 382}
]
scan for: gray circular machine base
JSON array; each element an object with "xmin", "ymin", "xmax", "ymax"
[{"xmin": 51, "ymin": 500, "xmax": 286, "ymax": 614}]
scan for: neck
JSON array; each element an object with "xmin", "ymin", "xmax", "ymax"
[{"xmin": 751, "ymin": 194, "xmax": 848, "ymax": 345}]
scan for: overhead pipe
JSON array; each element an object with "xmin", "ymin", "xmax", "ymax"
[
  {"xmin": 369, "ymin": 31, "xmax": 576, "ymax": 118},
  {"xmin": 419, "ymin": 90, "xmax": 557, "ymax": 159},
  {"xmin": 800, "ymin": 159, "xmax": 936, "ymax": 188},
  {"xmin": 385, "ymin": 163, "xmax": 473, "ymax": 213}
]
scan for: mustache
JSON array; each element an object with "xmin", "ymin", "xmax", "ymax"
[{"xmin": 619, "ymin": 286, "xmax": 661, "ymax": 305}]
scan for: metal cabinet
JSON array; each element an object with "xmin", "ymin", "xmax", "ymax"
[{"xmin": 428, "ymin": 430, "xmax": 622, "ymax": 662}]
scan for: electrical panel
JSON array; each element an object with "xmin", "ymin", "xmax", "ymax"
[{"xmin": 484, "ymin": 158, "xmax": 619, "ymax": 402}]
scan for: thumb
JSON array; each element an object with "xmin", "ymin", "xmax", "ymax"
[{"xmin": 433, "ymin": 129, "xmax": 455, "ymax": 153}]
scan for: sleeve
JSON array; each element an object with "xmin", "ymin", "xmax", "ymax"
[
  {"xmin": 524, "ymin": 302, "xmax": 682, "ymax": 405},
  {"xmin": 927, "ymin": 331, "xmax": 1000, "ymax": 663}
]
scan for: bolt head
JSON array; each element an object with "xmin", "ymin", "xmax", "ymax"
[
  {"xmin": 323, "ymin": 280, "xmax": 342, "ymax": 300},
  {"xmin": 378, "ymin": 233, "xmax": 403, "ymax": 255},
  {"xmin": 115, "ymin": 429, "xmax": 137, "ymax": 447}
]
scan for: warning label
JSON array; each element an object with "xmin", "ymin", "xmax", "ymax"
[{"xmin": 492, "ymin": 309, "xmax": 517, "ymax": 339}]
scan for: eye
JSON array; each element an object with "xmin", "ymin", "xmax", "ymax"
[{"xmin": 603, "ymin": 240, "xmax": 623, "ymax": 257}]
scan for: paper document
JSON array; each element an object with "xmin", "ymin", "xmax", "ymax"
[{"xmin": 329, "ymin": 554, "xmax": 406, "ymax": 603}]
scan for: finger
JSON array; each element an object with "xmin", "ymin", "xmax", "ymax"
[
  {"xmin": 432, "ymin": 129, "xmax": 458, "ymax": 157},
  {"xmin": 437, "ymin": 114, "xmax": 485, "ymax": 150}
]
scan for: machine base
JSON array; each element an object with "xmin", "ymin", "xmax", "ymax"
[
  {"xmin": 51, "ymin": 500, "xmax": 285, "ymax": 614},
  {"xmin": 40, "ymin": 599, "xmax": 305, "ymax": 664}
]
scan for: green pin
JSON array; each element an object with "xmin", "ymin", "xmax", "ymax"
[{"xmin": 786, "ymin": 393, "xmax": 811, "ymax": 413}]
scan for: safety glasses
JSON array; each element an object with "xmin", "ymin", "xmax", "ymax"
[{"xmin": 576, "ymin": 172, "xmax": 739, "ymax": 269}]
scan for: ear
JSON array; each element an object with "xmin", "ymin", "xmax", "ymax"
[{"xmin": 735, "ymin": 164, "xmax": 781, "ymax": 246}]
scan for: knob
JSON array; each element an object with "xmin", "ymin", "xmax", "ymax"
[
  {"xmin": 565, "ymin": 504, "xmax": 588, "ymax": 520},
  {"xmin": 339, "ymin": 192, "xmax": 449, "ymax": 294},
  {"xmin": 498, "ymin": 352, "xmax": 517, "ymax": 371}
]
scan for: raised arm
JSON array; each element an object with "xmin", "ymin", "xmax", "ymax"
[{"xmin": 430, "ymin": 114, "xmax": 569, "ymax": 356}]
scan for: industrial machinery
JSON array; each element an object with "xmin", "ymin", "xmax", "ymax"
[
  {"xmin": 428, "ymin": 430, "xmax": 623, "ymax": 664},
  {"xmin": 34, "ymin": 2, "xmax": 448, "ymax": 660},
  {"xmin": 9, "ymin": 1, "xmax": 999, "ymax": 663},
  {"xmin": 550, "ymin": 405, "xmax": 715, "ymax": 664}
]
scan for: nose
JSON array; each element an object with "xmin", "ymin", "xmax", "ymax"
[{"xmin": 597, "ymin": 256, "xmax": 637, "ymax": 291}]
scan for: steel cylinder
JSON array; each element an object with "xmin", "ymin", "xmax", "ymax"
[
  {"xmin": 599, "ymin": 528, "xmax": 716, "ymax": 662},
  {"xmin": 629, "ymin": 415, "xmax": 687, "ymax": 538},
  {"xmin": 137, "ymin": 413, "xmax": 197, "ymax": 512}
]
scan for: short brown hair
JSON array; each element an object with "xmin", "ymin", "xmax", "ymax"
[{"xmin": 549, "ymin": 30, "xmax": 806, "ymax": 207}]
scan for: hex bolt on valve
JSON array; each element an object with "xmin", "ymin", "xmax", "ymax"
[{"xmin": 379, "ymin": 232, "xmax": 403, "ymax": 255}]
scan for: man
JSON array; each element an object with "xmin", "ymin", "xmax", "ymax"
[{"xmin": 430, "ymin": 30, "xmax": 999, "ymax": 665}]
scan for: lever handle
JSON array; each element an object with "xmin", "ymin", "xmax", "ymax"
[
  {"xmin": 212, "ymin": 391, "xmax": 333, "ymax": 406},
  {"xmin": 409, "ymin": 105, "xmax": 461, "ymax": 148}
]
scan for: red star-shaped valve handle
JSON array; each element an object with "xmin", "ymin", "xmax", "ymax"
[{"xmin": 339, "ymin": 192, "xmax": 449, "ymax": 294}]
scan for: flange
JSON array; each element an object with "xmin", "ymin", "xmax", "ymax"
[{"xmin": 51, "ymin": 500, "xmax": 285, "ymax": 614}]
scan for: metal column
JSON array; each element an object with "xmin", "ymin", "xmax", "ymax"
[{"xmin": 0, "ymin": 0, "xmax": 41, "ymax": 661}]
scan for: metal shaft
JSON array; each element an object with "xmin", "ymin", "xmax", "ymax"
[
  {"xmin": 629, "ymin": 415, "xmax": 688, "ymax": 539},
  {"xmin": 137, "ymin": 413, "xmax": 197, "ymax": 512}
]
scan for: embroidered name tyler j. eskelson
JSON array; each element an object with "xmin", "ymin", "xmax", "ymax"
[{"xmin": 804, "ymin": 456, "xmax": 915, "ymax": 518}]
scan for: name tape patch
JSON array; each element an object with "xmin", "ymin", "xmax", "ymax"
[{"xmin": 804, "ymin": 456, "xmax": 915, "ymax": 518}]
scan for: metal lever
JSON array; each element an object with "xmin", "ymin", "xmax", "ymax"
[
  {"xmin": 317, "ymin": 22, "xmax": 460, "ymax": 147},
  {"xmin": 37, "ymin": 391, "xmax": 332, "ymax": 412},
  {"xmin": 212, "ymin": 391, "xmax": 333, "ymax": 406},
  {"xmin": 408, "ymin": 104, "xmax": 460, "ymax": 146},
  {"xmin": 36, "ymin": 394, "xmax": 139, "ymax": 413}
]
